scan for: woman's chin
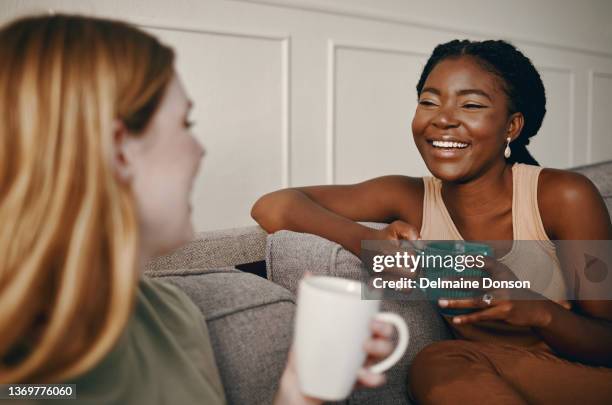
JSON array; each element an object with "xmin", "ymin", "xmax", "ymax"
[
  {"xmin": 424, "ymin": 160, "xmax": 472, "ymax": 182},
  {"xmin": 151, "ymin": 224, "xmax": 196, "ymax": 258}
]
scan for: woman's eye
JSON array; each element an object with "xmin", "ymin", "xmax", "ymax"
[
  {"xmin": 419, "ymin": 100, "xmax": 437, "ymax": 106},
  {"xmin": 463, "ymin": 103, "xmax": 485, "ymax": 109}
]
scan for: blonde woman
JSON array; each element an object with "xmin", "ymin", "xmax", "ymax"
[{"xmin": 0, "ymin": 14, "xmax": 394, "ymax": 404}]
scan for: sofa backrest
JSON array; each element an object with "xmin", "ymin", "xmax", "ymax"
[{"xmin": 571, "ymin": 160, "xmax": 612, "ymax": 217}]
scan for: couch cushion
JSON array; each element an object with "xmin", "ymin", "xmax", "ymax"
[
  {"xmin": 266, "ymin": 229, "xmax": 452, "ymax": 405},
  {"xmin": 571, "ymin": 160, "xmax": 612, "ymax": 195},
  {"xmin": 145, "ymin": 226, "xmax": 267, "ymax": 275},
  {"xmin": 154, "ymin": 268, "xmax": 295, "ymax": 405}
]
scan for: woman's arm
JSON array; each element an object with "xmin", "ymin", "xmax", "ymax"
[
  {"xmin": 534, "ymin": 169, "xmax": 612, "ymax": 366},
  {"xmin": 442, "ymin": 170, "xmax": 612, "ymax": 366},
  {"xmin": 251, "ymin": 176, "xmax": 423, "ymax": 255}
]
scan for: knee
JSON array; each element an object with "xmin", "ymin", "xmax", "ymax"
[{"xmin": 408, "ymin": 340, "xmax": 480, "ymax": 403}]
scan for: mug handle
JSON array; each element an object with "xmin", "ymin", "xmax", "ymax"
[{"xmin": 367, "ymin": 312, "xmax": 409, "ymax": 374}]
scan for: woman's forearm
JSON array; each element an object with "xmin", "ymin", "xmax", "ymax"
[
  {"xmin": 535, "ymin": 301, "xmax": 612, "ymax": 366},
  {"xmin": 251, "ymin": 189, "xmax": 376, "ymax": 256}
]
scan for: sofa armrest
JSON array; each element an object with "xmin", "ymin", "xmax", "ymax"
[
  {"xmin": 144, "ymin": 226, "xmax": 267, "ymax": 275},
  {"xmin": 155, "ymin": 268, "xmax": 295, "ymax": 405}
]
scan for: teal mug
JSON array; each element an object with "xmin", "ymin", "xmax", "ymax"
[{"xmin": 417, "ymin": 241, "xmax": 493, "ymax": 316}]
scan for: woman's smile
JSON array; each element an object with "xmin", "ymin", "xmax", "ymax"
[{"xmin": 427, "ymin": 137, "xmax": 472, "ymax": 159}]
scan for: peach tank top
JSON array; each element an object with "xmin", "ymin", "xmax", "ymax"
[{"xmin": 420, "ymin": 163, "xmax": 569, "ymax": 347}]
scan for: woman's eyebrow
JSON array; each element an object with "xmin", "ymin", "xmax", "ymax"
[
  {"xmin": 420, "ymin": 87, "xmax": 492, "ymax": 101},
  {"xmin": 457, "ymin": 89, "xmax": 492, "ymax": 101},
  {"xmin": 421, "ymin": 87, "xmax": 440, "ymax": 95}
]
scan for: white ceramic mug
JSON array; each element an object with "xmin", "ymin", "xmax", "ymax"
[{"xmin": 294, "ymin": 276, "xmax": 409, "ymax": 401}]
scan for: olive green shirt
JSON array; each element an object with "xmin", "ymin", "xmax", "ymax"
[{"xmin": 58, "ymin": 276, "xmax": 226, "ymax": 405}]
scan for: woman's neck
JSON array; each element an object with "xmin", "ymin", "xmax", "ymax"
[{"xmin": 441, "ymin": 162, "xmax": 514, "ymax": 218}]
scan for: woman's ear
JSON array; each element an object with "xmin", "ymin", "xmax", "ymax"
[
  {"xmin": 112, "ymin": 120, "xmax": 133, "ymax": 184},
  {"xmin": 507, "ymin": 112, "xmax": 524, "ymax": 142}
]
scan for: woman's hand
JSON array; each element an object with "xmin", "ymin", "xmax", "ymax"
[
  {"xmin": 374, "ymin": 220, "xmax": 421, "ymax": 242},
  {"xmin": 438, "ymin": 257, "xmax": 554, "ymax": 328},
  {"xmin": 273, "ymin": 319, "xmax": 395, "ymax": 405},
  {"xmin": 365, "ymin": 220, "xmax": 422, "ymax": 293}
]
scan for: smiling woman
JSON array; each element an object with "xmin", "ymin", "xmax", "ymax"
[
  {"xmin": 412, "ymin": 40, "xmax": 544, "ymax": 183},
  {"xmin": 252, "ymin": 38, "xmax": 612, "ymax": 404}
]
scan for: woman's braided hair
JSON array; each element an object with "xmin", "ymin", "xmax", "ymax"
[{"xmin": 416, "ymin": 39, "xmax": 546, "ymax": 166}]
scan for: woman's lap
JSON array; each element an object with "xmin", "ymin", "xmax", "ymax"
[{"xmin": 408, "ymin": 339, "xmax": 612, "ymax": 405}]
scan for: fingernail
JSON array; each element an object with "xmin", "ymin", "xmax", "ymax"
[
  {"xmin": 438, "ymin": 299, "xmax": 448, "ymax": 308},
  {"xmin": 453, "ymin": 317, "xmax": 462, "ymax": 324}
]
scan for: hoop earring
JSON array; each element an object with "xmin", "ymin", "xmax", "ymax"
[{"xmin": 504, "ymin": 137, "xmax": 512, "ymax": 158}]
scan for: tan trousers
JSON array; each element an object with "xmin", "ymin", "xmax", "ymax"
[{"xmin": 408, "ymin": 340, "xmax": 612, "ymax": 405}]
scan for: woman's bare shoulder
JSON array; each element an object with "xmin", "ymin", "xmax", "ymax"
[{"xmin": 538, "ymin": 168, "xmax": 611, "ymax": 239}]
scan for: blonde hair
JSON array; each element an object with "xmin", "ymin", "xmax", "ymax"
[{"xmin": 0, "ymin": 14, "xmax": 174, "ymax": 382}]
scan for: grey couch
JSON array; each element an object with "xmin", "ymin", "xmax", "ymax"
[{"xmin": 144, "ymin": 161, "xmax": 612, "ymax": 405}]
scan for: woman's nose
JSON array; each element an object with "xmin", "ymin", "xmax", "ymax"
[{"xmin": 432, "ymin": 105, "xmax": 459, "ymax": 129}]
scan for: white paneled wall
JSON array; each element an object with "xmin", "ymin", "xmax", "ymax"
[
  {"xmin": 144, "ymin": 26, "xmax": 289, "ymax": 231},
  {"xmin": 590, "ymin": 72, "xmax": 612, "ymax": 163},
  {"xmin": 331, "ymin": 43, "xmax": 429, "ymax": 184},
  {"xmin": 2, "ymin": 0, "xmax": 612, "ymax": 231},
  {"xmin": 530, "ymin": 67, "xmax": 575, "ymax": 168}
]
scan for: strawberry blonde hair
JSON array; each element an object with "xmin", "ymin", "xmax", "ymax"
[{"xmin": 0, "ymin": 14, "xmax": 174, "ymax": 382}]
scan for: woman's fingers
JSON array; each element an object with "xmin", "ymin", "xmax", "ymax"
[
  {"xmin": 353, "ymin": 320, "xmax": 395, "ymax": 389},
  {"xmin": 451, "ymin": 305, "xmax": 506, "ymax": 325},
  {"xmin": 370, "ymin": 319, "xmax": 393, "ymax": 338},
  {"xmin": 356, "ymin": 368, "xmax": 386, "ymax": 388},
  {"xmin": 363, "ymin": 337, "xmax": 394, "ymax": 359},
  {"xmin": 363, "ymin": 319, "xmax": 394, "ymax": 366},
  {"xmin": 438, "ymin": 296, "xmax": 488, "ymax": 309},
  {"xmin": 439, "ymin": 290, "xmax": 508, "ymax": 309},
  {"xmin": 390, "ymin": 220, "xmax": 421, "ymax": 241}
]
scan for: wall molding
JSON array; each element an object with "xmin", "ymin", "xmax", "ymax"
[
  {"xmin": 326, "ymin": 40, "xmax": 428, "ymax": 184},
  {"xmin": 537, "ymin": 65, "xmax": 576, "ymax": 167},
  {"xmin": 133, "ymin": 19, "xmax": 293, "ymax": 187},
  {"xmin": 237, "ymin": 0, "xmax": 612, "ymax": 58},
  {"xmin": 586, "ymin": 70, "xmax": 612, "ymax": 164}
]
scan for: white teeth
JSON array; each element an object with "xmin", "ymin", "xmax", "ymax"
[{"xmin": 432, "ymin": 140, "xmax": 468, "ymax": 149}]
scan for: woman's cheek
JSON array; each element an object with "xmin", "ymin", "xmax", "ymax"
[
  {"xmin": 412, "ymin": 115, "xmax": 430, "ymax": 148},
  {"xmin": 411, "ymin": 110, "xmax": 425, "ymax": 135},
  {"xmin": 461, "ymin": 110, "xmax": 505, "ymax": 139}
]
